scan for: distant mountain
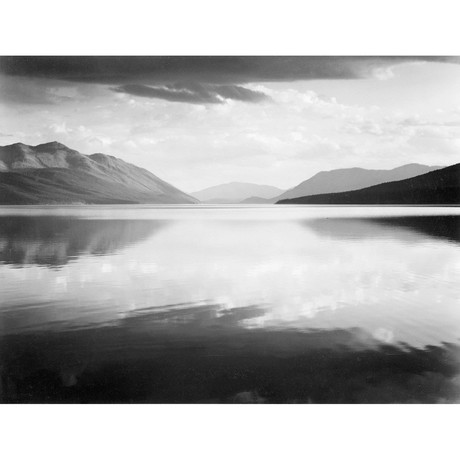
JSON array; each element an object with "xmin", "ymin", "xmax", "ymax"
[
  {"xmin": 239, "ymin": 196, "xmax": 273, "ymax": 204},
  {"xmin": 276, "ymin": 164, "xmax": 443, "ymax": 202},
  {"xmin": 0, "ymin": 142, "xmax": 198, "ymax": 204},
  {"xmin": 277, "ymin": 163, "xmax": 460, "ymax": 205},
  {"xmin": 191, "ymin": 182, "xmax": 284, "ymax": 203}
]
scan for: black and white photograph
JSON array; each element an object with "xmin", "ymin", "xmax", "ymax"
[
  {"xmin": 1, "ymin": 54, "xmax": 458, "ymax": 404},
  {"xmin": 0, "ymin": 1, "xmax": 459, "ymax": 457}
]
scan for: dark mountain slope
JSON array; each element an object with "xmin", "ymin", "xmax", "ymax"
[
  {"xmin": 276, "ymin": 163, "xmax": 443, "ymax": 201},
  {"xmin": 277, "ymin": 163, "xmax": 460, "ymax": 205},
  {"xmin": 0, "ymin": 142, "xmax": 197, "ymax": 204}
]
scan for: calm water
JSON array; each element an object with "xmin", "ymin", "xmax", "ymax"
[{"xmin": 0, "ymin": 205, "xmax": 459, "ymax": 403}]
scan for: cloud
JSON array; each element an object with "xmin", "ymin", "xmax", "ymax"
[
  {"xmin": 2, "ymin": 56, "xmax": 459, "ymax": 105},
  {"xmin": 0, "ymin": 75, "xmax": 99, "ymax": 105},
  {"xmin": 2, "ymin": 56, "xmax": 459, "ymax": 84},
  {"xmin": 0, "ymin": 76, "xmax": 59, "ymax": 105},
  {"xmin": 343, "ymin": 113, "xmax": 460, "ymax": 138},
  {"xmin": 397, "ymin": 116, "xmax": 460, "ymax": 128},
  {"xmin": 48, "ymin": 122, "xmax": 70, "ymax": 134},
  {"xmin": 112, "ymin": 82, "xmax": 268, "ymax": 104}
]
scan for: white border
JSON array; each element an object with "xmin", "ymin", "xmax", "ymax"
[
  {"xmin": 1, "ymin": 404, "xmax": 459, "ymax": 459},
  {"xmin": 1, "ymin": 1, "xmax": 458, "ymax": 458},
  {"xmin": 1, "ymin": 0, "xmax": 459, "ymax": 55}
]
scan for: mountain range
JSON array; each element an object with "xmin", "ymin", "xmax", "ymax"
[
  {"xmin": 277, "ymin": 164, "xmax": 460, "ymax": 205},
  {"xmin": 0, "ymin": 141, "xmax": 456, "ymax": 206},
  {"xmin": 191, "ymin": 182, "xmax": 284, "ymax": 203},
  {"xmin": 206, "ymin": 164, "xmax": 442, "ymax": 204},
  {"xmin": 272, "ymin": 164, "xmax": 442, "ymax": 202},
  {"xmin": 0, "ymin": 142, "xmax": 197, "ymax": 204}
]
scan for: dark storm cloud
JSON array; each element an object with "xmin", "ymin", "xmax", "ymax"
[
  {"xmin": 2, "ymin": 56, "xmax": 459, "ymax": 83},
  {"xmin": 112, "ymin": 82, "xmax": 268, "ymax": 104},
  {"xmin": 1, "ymin": 56, "xmax": 459, "ymax": 104}
]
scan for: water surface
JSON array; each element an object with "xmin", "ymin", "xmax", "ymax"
[{"xmin": 1, "ymin": 205, "xmax": 459, "ymax": 403}]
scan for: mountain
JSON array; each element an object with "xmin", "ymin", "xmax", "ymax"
[
  {"xmin": 239, "ymin": 196, "xmax": 273, "ymax": 204},
  {"xmin": 277, "ymin": 163, "xmax": 460, "ymax": 205},
  {"xmin": 191, "ymin": 182, "xmax": 284, "ymax": 203},
  {"xmin": 275, "ymin": 164, "xmax": 443, "ymax": 202},
  {"xmin": 0, "ymin": 142, "xmax": 198, "ymax": 204}
]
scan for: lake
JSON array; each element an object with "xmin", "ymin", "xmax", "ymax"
[{"xmin": 0, "ymin": 205, "xmax": 459, "ymax": 403}]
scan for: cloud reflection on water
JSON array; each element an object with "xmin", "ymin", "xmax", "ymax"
[
  {"xmin": 0, "ymin": 213, "xmax": 459, "ymax": 350},
  {"xmin": 1, "ymin": 302, "xmax": 459, "ymax": 403}
]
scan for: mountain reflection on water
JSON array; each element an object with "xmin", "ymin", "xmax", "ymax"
[
  {"xmin": 0, "ymin": 216, "xmax": 166, "ymax": 267},
  {"xmin": 305, "ymin": 215, "xmax": 460, "ymax": 243},
  {"xmin": 0, "ymin": 206, "xmax": 459, "ymax": 403}
]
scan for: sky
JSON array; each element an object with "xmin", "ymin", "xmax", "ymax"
[{"xmin": 1, "ymin": 56, "xmax": 460, "ymax": 192}]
